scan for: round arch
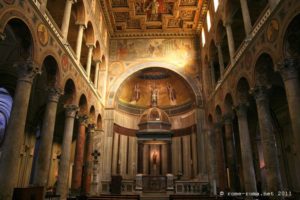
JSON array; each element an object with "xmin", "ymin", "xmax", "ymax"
[{"xmin": 107, "ymin": 62, "xmax": 203, "ymax": 107}]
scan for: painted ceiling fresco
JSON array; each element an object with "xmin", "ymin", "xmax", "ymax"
[{"xmin": 102, "ymin": 0, "xmax": 204, "ymax": 36}]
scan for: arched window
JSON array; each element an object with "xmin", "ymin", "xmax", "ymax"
[{"xmin": 0, "ymin": 88, "xmax": 13, "ymax": 145}]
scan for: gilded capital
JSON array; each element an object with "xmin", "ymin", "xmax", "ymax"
[
  {"xmin": 87, "ymin": 123, "xmax": 96, "ymax": 133},
  {"xmin": 77, "ymin": 114, "xmax": 89, "ymax": 126}
]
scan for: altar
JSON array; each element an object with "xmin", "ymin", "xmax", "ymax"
[{"xmin": 142, "ymin": 175, "xmax": 166, "ymax": 192}]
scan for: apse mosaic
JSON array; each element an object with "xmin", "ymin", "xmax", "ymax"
[{"xmin": 116, "ymin": 68, "xmax": 195, "ymax": 109}]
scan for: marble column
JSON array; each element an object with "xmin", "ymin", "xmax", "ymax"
[
  {"xmin": 224, "ymin": 22, "xmax": 235, "ymax": 63},
  {"xmin": 33, "ymin": 87, "xmax": 62, "ymax": 187},
  {"xmin": 252, "ymin": 86, "xmax": 282, "ymax": 191},
  {"xmin": 236, "ymin": 104, "xmax": 257, "ymax": 192},
  {"xmin": 216, "ymin": 42, "xmax": 225, "ymax": 75},
  {"xmin": 75, "ymin": 24, "xmax": 85, "ymax": 61},
  {"xmin": 210, "ymin": 61, "xmax": 216, "ymax": 86},
  {"xmin": 279, "ymin": 58, "xmax": 300, "ymax": 190},
  {"xmin": 56, "ymin": 105, "xmax": 78, "ymax": 200},
  {"xmin": 71, "ymin": 115, "xmax": 88, "ymax": 192},
  {"xmin": 101, "ymin": 109, "xmax": 114, "ymax": 180},
  {"xmin": 167, "ymin": 142, "xmax": 172, "ymax": 173},
  {"xmin": 196, "ymin": 108, "xmax": 207, "ymax": 175},
  {"xmin": 162, "ymin": 144, "xmax": 168, "ymax": 175},
  {"xmin": 239, "ymin": 0, "xmax": 252, "ymax": 36},
  {"xmin": 61, "ymin": 0, "xmax": 76, "ymax": 39},
  {"xmin": 0, "ymin": 60, "xmax": 40, "ymax": 200},
  {"xmin": 223, "ymin": 114, "xmax": 239, "ymax": 191},
  {"xmin": 94, "ymin": 61, "xmax": 100, "ymax": 87},
  {"xmin": 138, "ymin": 142, "xmax": 144, "ymax": 173},
  {"xmin": 83, "ymin": 124, "xmax": 95, "ymax": 195},
  {"xmin": 214, "ymin": 123, "xmax": 227, "ymax": 190},
  {"xmin": 279, "ymin": 58, "xmax": 300, "ymax": 156},
  {"xmin": 86, "ymin": 45, "xmax": 94, "ymax": 79},
  {"xmin": 206, "ymin": 128, "xmax": 217, "ymax": 194}
]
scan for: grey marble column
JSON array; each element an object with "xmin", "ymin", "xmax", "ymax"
[
  {"xmin": 224, "ymin": 22, "xmax": 235, "ymax": 63},
  {"xmin": 56, "ymin": 105, "xmax": 78, "ymax": 200},
  {"xmin": 239, "ymin": 0, "xmax": 252, "ymax": 36},
  {"xmin": 61, "ymin": 0, "xmax": 76, "ymax": 39},
  {"xmin": 214, "ymin": 123, "xmax": 227, "ymax": 190},
  {"xmin": 206, "ymin": 128, "xmax": 218, "ymax": 194},
  {"xmin": 223, "ymin": 114, "xmax": 239, "ymax": 191},
  {"xmin": 75, "ymin": 24, "xmax": 86, "ymax": 61},
  {"xmin": 0, "ymin": 60, "xmax": 40, "ymax": 200},
  {"xmin": 279, "ymin": 59, "xmax": 300, "ymax": 191},
  {"xmin": 252, "ymin": 86, "xmax": 282, "ymax": 191},
  {"xmin": 33, "ymin": 87, "xmax": 62, "ymax": 187},
  {"xmin": 236, "ymin": 104, "xmax": 257, "ymax": 192},
  {"xmin": 279, "ymin": 59, "xmax": 300, "ymax": 160}
]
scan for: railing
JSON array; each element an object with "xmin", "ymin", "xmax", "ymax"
[
  {"xmin": 121, "ymin": 180, "xmax": 135, "ymax": 194},
  {"xmin": 175, "ymin": 181, "xmax": 209, "ymax": 195}
]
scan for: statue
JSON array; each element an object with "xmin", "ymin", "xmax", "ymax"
[
  {"xmin": 130, "ymin": 83, "xmax": 140, "ymax": 104},
  {"xmin": 167, "ymin": 83, "xmax": 176, "ymax": 105},
  {"xmin": 152, "ymin": 152, "xmax": 157, "ymax": 165},
  {"xmin": 151, "ymin": 85, "xmax": 159, "ymax": 106}
]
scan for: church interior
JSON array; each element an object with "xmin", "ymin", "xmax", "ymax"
[{"xmin": 0, "ymin": 0, "xmax": 300, "ymax": 199}]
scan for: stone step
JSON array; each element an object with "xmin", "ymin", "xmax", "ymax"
[{"xmin": 140, "ymin": 193, "xmax": 169, "ymax": 200}]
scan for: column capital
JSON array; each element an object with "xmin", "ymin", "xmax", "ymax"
[
  {"xmin": 87, "ymin": 123, "xmax": 96, "ymax": 133},
  {"xmin": 278, "ymin": 58, "xmax": 299, "ymax": 81},
  {"xmin": 234, "ymin": 103, "xmax": 248, "ymax": 118},
  {"xmin": 47, "ymin": 87, "xmax": 63, "ymax": 103},
  {"xmin": 223, "ymin": 113, "xmax": 233, "ymax": 124},
  {"xmin": 64, "ymin": 104, "xmax": 79, "ymax": 118},
  {"xmin": 0, "ymin": 32, "xmax": 6, "ymax": 41},
  {"xmin": 87, "ymin": 44, "xmax": 95, "ymax": 49},
  {"xmin": 14, "ymin": 60, "xmax": 41, "ymax": 83},
  {"xmin": 223, "ymin": 20, "xmax": 232, "ymax": 27},
  {"xmin": 77, "ymin": 23, "xmax": 86, "ymax": 29},
  {"xmin": 77, "ymin": 114, "xmax": 89, "ymax": 126},
  {"xmin": 214, "ymin": 122, "xmax": 223, "ymax": 129},
  {"xmin": 250, "ymin": 86, "xmax": 269, "ymax": 101}
]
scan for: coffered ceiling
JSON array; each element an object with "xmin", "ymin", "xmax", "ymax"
[{"xmin": 100, "ymin": 0, "xmax": 209, "ymax": 38}]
